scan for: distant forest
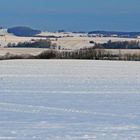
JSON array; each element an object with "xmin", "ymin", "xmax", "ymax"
[
  {"xmin": 7, "ymin": 26, "xmax": 41, "ymax": 37},
  {"xmin": 93, "ymin": 40, "xmax": 140, "ymax": 49}
]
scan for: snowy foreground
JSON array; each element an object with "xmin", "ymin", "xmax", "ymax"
[{"xmin": 0, "ymin": 60, "xmax": 140, "ymax": 140}]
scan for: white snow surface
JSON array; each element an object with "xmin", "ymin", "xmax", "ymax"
[{"xmin": 0, "ymin": 60, "xmax": 140, "ymax": 140}]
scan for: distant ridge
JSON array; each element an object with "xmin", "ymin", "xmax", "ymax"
[
  {"xmin": 7, "ymin": 26, "xmax": 41, "ymax": 37},
  {"xmin": 88, "ymin": 31, "xmax": 140, "ymax": 38}
]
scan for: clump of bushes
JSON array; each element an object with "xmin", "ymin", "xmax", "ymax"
[
  {"xmin": 0, "ymin": 52, "xmax": 35, "ymax": 60},
  {"xmin": 35, "ymin": 50, "xmax": 57, "ymax": 59}
]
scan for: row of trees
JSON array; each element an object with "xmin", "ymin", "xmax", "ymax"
[
  {"xmin": 1, "ymin": 48, "xmax": 140, "ymax": 61},
  {"xmin": 6, "ymin": 39, "xmax": 56, "ymax": 49},
  {"xmin": 91, "ymin": 40, "xmax": 140, "ymax": 49}
]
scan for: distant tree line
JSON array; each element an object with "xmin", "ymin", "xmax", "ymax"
[
  {"xmin": 7, "ymin": 40, "xmax": 140, "ymax": 49},
  {"xmin": 91, "ymin": 40, "xmax": 140, "ymax": 49},
  {"xmin": 88, "ymin": 31, "xmax": 140, "ymax": 38},
  {"xmin": 7, "ymin": 39, "xmax": 55, "ymax": 49},
  {"xmin": 103, "ymin": 40, "xmax": 140, "ymax": 49},
  {"xmin": 1, "ymin": 48, "xmax": 140, "ymax": 61}
]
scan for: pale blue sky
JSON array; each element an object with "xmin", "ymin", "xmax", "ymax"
[{"xmin": 0, "ymin": 0, "xmax": 140, "ymax": 31}]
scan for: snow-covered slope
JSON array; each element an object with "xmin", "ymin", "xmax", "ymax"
[
  {"xmin": 0, "ymin": 29, "xmax": 41, "ymax": 48},
  {"xmin": 0, "ymin": 60, "xmax": 140, "ymax": 140},
  {"xmin": 0, "ymin": 29, "xmax": 9, "ymax": 47}
]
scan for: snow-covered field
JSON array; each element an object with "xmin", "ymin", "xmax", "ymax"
[
  {"xmin": 0, "ymin": 60, "xmax": 140, "ymax": 140},
  {"xmin": 1, "ymin": 29, "xmax": 140, "ymax": 50},
  {"xmin": 52, "ymin": 36, "xmax": 140, "ymax": 50}
]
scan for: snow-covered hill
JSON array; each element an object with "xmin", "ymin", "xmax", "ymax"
[
  {"xmin": 0, "ymin": 29, "xmax": 40, "ymax": 48},
  {"xmin": 0, "ymin": 28, "xmax": 140, "ymax": 50}
]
